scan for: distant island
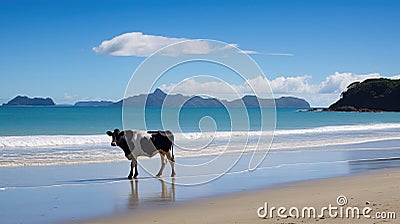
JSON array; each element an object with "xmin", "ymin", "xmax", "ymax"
[
  {"xmin": 74, "ymin": 101, "xmax": 114, "ymax": 107},
  {"xmin": 109, "ymin": 89, "xmax": 310, "ymax": 108},
  {"xmin": 326, "ymin": 78, "xmax": 400, "ymax": 112},
  {"xmin": 2, "ymin": 96, "xmax": 55, "ymax": 106},
  {"xmin": 3, "ymin": 89, "xmax": 310, "ymax": 109}
]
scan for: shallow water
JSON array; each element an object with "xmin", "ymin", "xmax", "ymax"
[{"xmin": 0, "ymin": 139, "xmax": 399, "ymax": 224}]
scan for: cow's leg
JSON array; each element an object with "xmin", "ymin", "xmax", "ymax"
[
  {"xmin": 128, "ymin": 159, "xmax": 138, "ymax": 179},
  {"xmin": 156, "ymin": 153, "xmax": 167, "ymax": 177},
  {"xmin": 128, "ymin": 161, "xmax": 133, "ymax": 179},
  {"xmin": 133, "ymin": 159, "xmax": 139, "ymax": 179},
  {"xmin": 165, "ymin": 151, "xmax": 176, "ymax": 177}
]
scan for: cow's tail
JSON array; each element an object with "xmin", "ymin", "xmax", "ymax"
[{"xmin": 171, "ymin": 144, "xmax": 175, "ymax": 162}]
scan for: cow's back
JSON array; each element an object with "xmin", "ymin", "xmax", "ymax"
[
  {"xmin": 148, "ymin": 130, "xmax": 174, "ymax": 152},
  {"xmin": 125, "ymin": 130, "xmax": 158, "ymax": 157}
]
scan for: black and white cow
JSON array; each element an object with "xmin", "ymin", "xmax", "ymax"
[{"xmin": 106, "ymin": 129, "xmax": 175, "ymax": 179}]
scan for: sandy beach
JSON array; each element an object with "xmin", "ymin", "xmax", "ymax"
[
  {"xmin": 83, "ymin": 168, "xmax": 400, "ymax": 224},
  {"xmin": 1, "ymin": 144, "xmax": 400, "ymax": 224}
]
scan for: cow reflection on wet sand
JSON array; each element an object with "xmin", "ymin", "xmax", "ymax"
[{"xmin": 128, "ymin": 178, "xmax": 176, "ymax": 209}]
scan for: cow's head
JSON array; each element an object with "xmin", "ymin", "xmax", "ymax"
[
  {"xmin": 106, "ymin": 129, "xmax": 125, "ymax": 146},
  {"xmin": 106, "ymin": 129, "xmax": 133, "ymax": 160}
]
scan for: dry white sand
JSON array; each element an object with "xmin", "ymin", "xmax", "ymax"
[{"xmin": 81, "ymin": 168, "xmax": 400, "ymax": 224}]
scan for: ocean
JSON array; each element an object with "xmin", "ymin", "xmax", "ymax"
[
  {"xmin": 1, "ymin": 106, "xmax": 400, "ymax": 167},
  {"xmin": 1, "ymin": 106, "xmax": 400, "ymax": 224}
]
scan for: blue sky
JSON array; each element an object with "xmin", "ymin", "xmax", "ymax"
[{"xmin": 0, "ymin": 0, "xmax": 399, "ymax": 106}]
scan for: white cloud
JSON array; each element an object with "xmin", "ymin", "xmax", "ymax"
[
  {"xmin": 159, "ymin": 76, "xmax": 293, "ymax": 101},
  {"xmin": 160, "ymin": 75, "xmax": 314, "ymax": 100},
  {"xmin": 93, "ymin": 32, "xmax": 187, "ymax": 57},
  {"xmin": 269, "ymin": 76, "xmax": 314, "ymax": 93},
  {"xmin": 160, "ymin": 79, "xmax": 246, "ymax": 100},
  {"xmin": 158, "ymin": 72, "xmax": 399, "ymax": 106},
  {"xmin": 390, "ymin": 74, "xmax": 400, "ymax": 80},
  {"xmin": 269, "ymin": 72, "xmax": 394, "ymax": 106},
  {"xmin": 318, "ymin": 72, "xmax": 381, "ymax": 93},
  {"xmin": 93, "ymin": 32, "xmax": 292, "ymax": 57},
  {"xmin": 92, "ymin": 32, "xmax": 235, "ymax": 57},
  {"xmin": 269, "ymin": 72, "xmax": 390, "ymax": 95}
]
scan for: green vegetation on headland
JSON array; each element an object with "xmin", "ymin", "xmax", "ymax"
[{"xmin": 326, "ymin": 78, "xmax": 400, "ymax": 112}]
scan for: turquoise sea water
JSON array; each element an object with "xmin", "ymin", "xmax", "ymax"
[
  {"xmin": 1, "ymin": 106, "xmax": 400, "ymax": 135},
  {"xmin": 0, "ymin": 106, "xmax": 123, "ymax": 136},
  {"xmin": 0, "ymin": 106, "xmax": 400, "ymax": 166}
]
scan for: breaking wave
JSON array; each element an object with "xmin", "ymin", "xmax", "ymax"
[
  {"xmin": 1, "ymin": 122, "xmax": 400, "ymax": 167},
  {"xmin": 0, "ymin": 123, "xmax": 399, "ymax": 149}
]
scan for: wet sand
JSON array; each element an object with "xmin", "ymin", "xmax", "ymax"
[
  {"xmin": 83, "ymin": 168, "xmax": 400, "ymax": 224},
  {"xmin": 1, "ymin": 144, "xmax": 400, "ymax": 224}
]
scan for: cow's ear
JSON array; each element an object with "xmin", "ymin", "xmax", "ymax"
[
  {"xmin": 106, "ymin": 131, "xmax": 113, "ymax": 136},
  {"xmin": 119, "ymin": 131, "xmax": 125, "ymax": 136}
]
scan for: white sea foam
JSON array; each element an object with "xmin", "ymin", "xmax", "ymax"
[
  {"xmin": 1, "ymin": 123, "xmax": 399, "ymax": 167},
  {"xmin": 0, "ymin": 135, "xmax": 110, "ymax": 148},
  {"xmin": 275, "ymin": 123, "xmax": 400, "ymax": 136},
  {"xmin": 0, "ymin": 123, "xmax": 399, "ymax": 149}
]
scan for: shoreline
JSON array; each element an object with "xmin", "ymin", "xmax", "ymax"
[
  {"xmin": 80, "ymin": 168, "xmax": 400, "ymax": 224},
  {"xmin": 1, "ymin": 135, "xmax": 400, "ymax": 168},
  {"xmin": 1, "ymin": 143, "xmax": 400, "ymax": 224}
]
